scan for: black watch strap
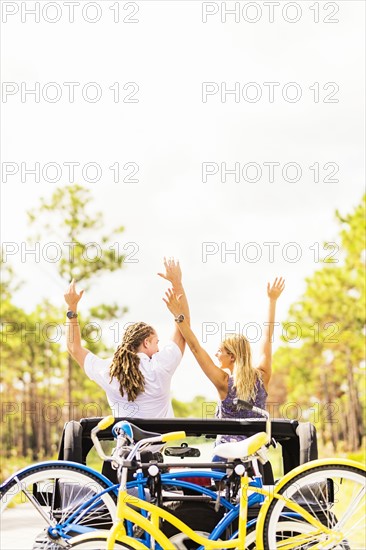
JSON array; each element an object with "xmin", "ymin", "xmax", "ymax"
[{"xmin": 66, "ymin": 310, "xmax": 78, "ymax": 319}]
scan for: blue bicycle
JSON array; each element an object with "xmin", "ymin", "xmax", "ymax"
[{"xmin": 1, "ymin": 420, "xmax": 231, "ymax": 550}]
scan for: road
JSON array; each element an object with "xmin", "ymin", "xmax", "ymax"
[{"xmin": 0, "ymin": 504, "xmax": 60, "ymax": 550}]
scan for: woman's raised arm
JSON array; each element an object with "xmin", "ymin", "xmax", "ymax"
[
  {"xmin": 163, "ymin": 288, "xmax": 228, "ymax": 399},
  {"xmin": 256, "ymin": 277, "xmax": 285, "ymax": 389}
]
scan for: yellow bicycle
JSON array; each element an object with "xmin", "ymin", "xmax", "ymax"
[{"xmin": 69, "ymin": 405, "xmax": 365, "ymax": 550}]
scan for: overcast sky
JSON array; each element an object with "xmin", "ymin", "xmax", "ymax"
[{"xmin": 1, "ymin": 1, "xmax": 364, "ymax": 401}]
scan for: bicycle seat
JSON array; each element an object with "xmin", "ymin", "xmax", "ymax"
[
  {"xmin": 214, "ymin": 432, "xmax": 268, "ymax": 460},
  {"xmin": 128, "ymin": 422, "xmax": 162, "ymax": 442}
]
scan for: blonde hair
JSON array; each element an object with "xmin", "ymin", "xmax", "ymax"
[
  {"xmin": 110, "ymin": 322, "xmax": 155, "ymax": 401},
  {"xmin": 221, "ymin": 334, "xmax": 260, "ymax": 401}
]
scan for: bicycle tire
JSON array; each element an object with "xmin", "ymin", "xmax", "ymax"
[
  {"xmin": 68, "ymin": 532, "xmax": 133, "ymax": 549},
  {"xmin": 245, "ymin": 520, "xmax": 325, "ymax": 549},
  {"xmin": 68, "ymin": 511, "xmax": 329, "ymax": 550},
  {"xmin": 260, "ymin": 463, "xmax": 365, "ymax": 549},
  {"xmin": 160, "ymin": 502, "xmax": 317, "ymax": 549},
  {"xmin": 0, "ymin": 462, "xmax": 117, "ymax": 550},
  {"xmin": 160, "ymin": 501, "xmax": 224, "ymax": 549}
]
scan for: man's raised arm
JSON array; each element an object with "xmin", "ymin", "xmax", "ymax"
[
  {"xmin": 64, "ymin": 279, "xmax": 89, "ymax": 368},
  {"xmin": 158, "ymin": 257, "xmax": 190, "ymax": 354}
]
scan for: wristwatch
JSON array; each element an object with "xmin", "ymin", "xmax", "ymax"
[
  {"xmin": 66, "ymin": 310, "xmax": 78, "ymax": 319},
  {"xmin": 174, "ymin": 314, "xmax": 185, "ymax": 323}
]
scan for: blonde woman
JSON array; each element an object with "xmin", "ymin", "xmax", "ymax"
[{"xmin": 163, "ymin": 278, "xmax": 285, "ymax": 445}]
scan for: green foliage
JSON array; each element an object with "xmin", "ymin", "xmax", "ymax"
[
  {"xmin": 28, "ymin": 184, "xmax": 125, "ymax": 284},
  {"xmin": 272, "ymin": 195, "xmax": 365, "ymax": 451},
  {"xmin": 1, "ymin": 185, "xmax": 128, "ymax": 463},
  {"xmin": 172, "ymin": 395, "xmax": 215, "ymax": 419}
]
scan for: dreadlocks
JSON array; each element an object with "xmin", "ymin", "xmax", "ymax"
[{"xmin": 109, "ymin": 322, "xmax": 155, "ymax": 401}]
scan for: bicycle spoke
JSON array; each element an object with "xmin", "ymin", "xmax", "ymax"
[
  {"xmin": 261, "ymin": 464, "xmax": 366, "ymax": 549},
  {"xmin": 1, "ymin": 465, "xmax": 116, "ymax": 550}
]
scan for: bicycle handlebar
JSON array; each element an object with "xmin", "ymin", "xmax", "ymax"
[
  {"xmin": 91, "ymin": 417, "xmax": 187, "ymax": 465},
  {"xmin": 97, "ymin": 415, "xmax": 115, "ymax": 431},
  {"xmin": 161, "ymin": 431, "xmax": 186, "ymax": 442},
  {"xmin": 92, "ymin": 408, "xmax": 272, "ymax": 472}
]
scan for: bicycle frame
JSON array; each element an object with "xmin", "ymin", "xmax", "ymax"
[
  {"xmin": 105, "ymin": 474, "xmax": 254, "ymax": 550},
  {"xmin": 103, "ymin": 473, "xmax": 328, "ymax": 550},
  {"xmin": 54, "ymin": 458, "xmax": 352, "ymax": 550},
  {"xmin": 46, "ymin": 467, "xmax": 268, "ymax": 546},
  {"xmin": 78, "ymin": 468, "xmax": 327, "ymax": 550},
  {"xmin": 68, "ymin": 456, "xmax": 366, "ymax": 550},
  {"xmin": 124, "ymin": 467, "xmax": 266, "ymax": 547}
]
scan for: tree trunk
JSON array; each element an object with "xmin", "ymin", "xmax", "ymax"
[
  {"xmin": 21, "ymin": 382, "xmax": 28, "ymax": 457},
  {"xmin": 319, "ymin": 366, "xmax": 329, "ymax": 448},
  {"xmin": 67, "ymin": 355, "xmax": 73, "ymax": 420},
  {"xmin": 26, "ymin": 344, "xmax": 41, "ymax": 460},
  {"xmin": 43, "ymin": 341, "xmax": 51, "ymax": 456},
  {"xmin": 6, "ymin": 408, "xmax": 13, "ymax": 458},
  {"xmin": 346, "ymin": 355, "xmax": 362, "ymax": 451},
  {"xmin": 29, "ymin": 382, "xmax": 39, "ymax": 457},
  {"xmin": 328, "ymin": 373, "xmax": 338, "ymax": 452}
]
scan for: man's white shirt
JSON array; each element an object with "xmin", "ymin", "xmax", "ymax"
[{"xmin": 83, "ymin": 341, "xmax": 182, "ymax": 418}]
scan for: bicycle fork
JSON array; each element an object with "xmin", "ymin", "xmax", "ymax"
[
  {"xmin": 238, "ymin": 474, "xmax": 249, "ymax": 549},
  {"xmin": 14, "ymin": 476, "xmax": 57, "ymax": 528}
]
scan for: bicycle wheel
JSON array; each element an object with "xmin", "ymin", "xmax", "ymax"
[
  {"xmin": 0, "ymin": 462, "xmax": 117, "ymax": 550},
  {"xmin": 69, "ymin": 531, "xmax": 132, "ymax": 549},
  {"xmin": 162, "ymin": 504, "xmax": 314, "ymax": 549},
  {"xmin": 69, "ymin": 513, "xmax": 324, "ymax": 550},
  {"xmin": 245, "ymin": 520, "xmax": 319, "ymax": 549},
  {"xmin": 260, "ymin": 462, "xmax": 365, "ymax": 549},
  {"xmin": 160, "ymin": 501, "xmax": 224, "ymax": 549}
]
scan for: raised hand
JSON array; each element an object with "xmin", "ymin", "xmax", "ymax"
[
  {"xmin": 162, "ymin": 288, "xmax": 183, "ymax": 317},
  {"xmin": 157, "ymin": 257, "xmax": 182, "ymax": 287},
  {"xmin": 267, "ymin": 277, "xmax": 285, "ymax": 300},
  {"xmin": 64, "ymin": 279, "xmax": 84, "ymax": 309}
]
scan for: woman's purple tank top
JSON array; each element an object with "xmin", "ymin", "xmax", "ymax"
[{"xmin": 215, "ymin": 375, "xmax": 267, "ymax": 445}]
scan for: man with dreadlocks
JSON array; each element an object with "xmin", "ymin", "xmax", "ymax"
[{"xmin": 64, "ymin": 258, "xmax": 189, "ymax": 418}]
